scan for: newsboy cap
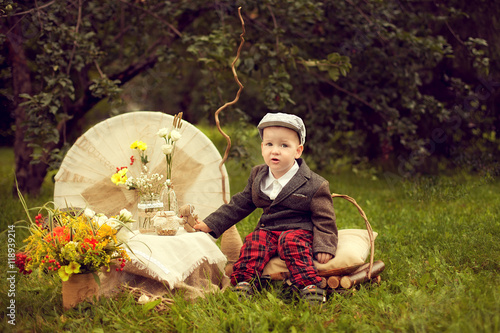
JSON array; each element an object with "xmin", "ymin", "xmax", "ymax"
[{"xmin": 257, "ymin": 112, "xmax": 306, "ymax": 145}]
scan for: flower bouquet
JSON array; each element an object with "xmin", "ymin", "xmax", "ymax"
[
  {"xmin": 14, "ymin": 191, "xmax": 136, "ymax": 310},
  {"xmin": 111, "ymin": 140, "xmax": 166, "ymax": 200},
  {"xmin": 16, "ymin": 205, "xmax": 135, "ymax": 282}
]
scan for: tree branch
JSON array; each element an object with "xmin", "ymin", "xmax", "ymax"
[
  {"xmin": 444, "ymin": 20, "xmax": 466, "ymax": 46},
  {"xmin": 0, "ymin": 0, "xmax": 55, "ymax": 18},
  {"xmin": 66, "ymin": 0, "xmax": 82, "ymax": 75},
  {"xmin": 266, "ymin": 4, "xmax": 279, "ymax": 55},
  {"xmin": 112, "ymin": 2, "xmax": 166, "ymax": 43},
  {"xmin": 345, "ymin": 0, "xmax": 387, "ymax": 43},
  {"xmin": 110, "ymin": 47, "xmax": 160, "ymax": 83},
  {"xmin": 117, "ymin": 0, "xmax": 182, "ymax": 38},
  {"xmin": 311, "ymin": 71, "xmax": 378, "ymax": 111}
]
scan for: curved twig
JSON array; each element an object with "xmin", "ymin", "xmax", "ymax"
[{"xmin": 214, "ymin": 7, "xmax": 245, "ymax": 204}]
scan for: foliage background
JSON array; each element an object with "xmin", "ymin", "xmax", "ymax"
[{"xmin": 0, "ymin": 0, "xmax": 499, "ymax": 196}]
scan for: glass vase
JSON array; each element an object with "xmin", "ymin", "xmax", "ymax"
[
  {"xmin": 137, "ymin": 193, "xmax": 163, "ymax": 233},
  {"xmin": 163, "ymin": 184, "xmax": 178, "ymax": 215}
]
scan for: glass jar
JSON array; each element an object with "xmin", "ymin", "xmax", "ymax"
[
  {"xmin": 137, "ymin": 194, "xmax": 164, "ymax": 233},
  {"xmin": 163, "ymin": 184, "xmax": 178, "ymax": 215},
  {"xmin": 153, "ymin": 211, "xmax": 181, "ymax": 236}
]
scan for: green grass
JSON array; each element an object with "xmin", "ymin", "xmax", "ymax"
[{"xmin": 1, "ymin": 144, "xmax": 499, "ymax": 332}]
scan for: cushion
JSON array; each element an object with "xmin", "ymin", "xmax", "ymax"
[{"xmin": 262, "ymin": 229, "xmax": 378, "ymax": 275}]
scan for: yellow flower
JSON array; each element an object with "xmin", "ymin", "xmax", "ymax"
[
  {"xmin": 111, "ymin": 168, "xmax": 128, "ymax": 185},
  {"xmin": 65, "ymin": 262, "xmax": 81, "ymax": 275},
  {"xmin": 58, "ymin": 267, "xmax": 70, "ymax": 281},
  {"xmin": 111, "ymin": 173, "xmax": 122, "ymax": 185},
  {"xmin": 98, "ymin": 224, "xmax": 115, "ymax": 238},
  {"xmin": 130, "ymin": 140, "xmax": 147, "ymax": 151}
]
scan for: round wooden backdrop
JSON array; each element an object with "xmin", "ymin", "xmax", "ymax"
[{"xmin": 54, "ymin": 111, "xmax": 230, "ymax": 220}]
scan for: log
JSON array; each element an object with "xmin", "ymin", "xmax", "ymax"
[
  {"xmin": 340, "ymin": 260, "xmax": 385, "ymax": 289},
  {"xmin": 269, "ymin": 271, "xmax": 290, "ymax": 280},
  {"xmin": 352, "ymin": 262, "xmax": 371, "ymax": 274},
  {"xmin": 270, "ymin": 264, "xmax": 364, "ymax": 280},
  {"xmin": 327, "ymin": 276, "xmax": 340, "ymax": 289},
  {"xmin": 318, "ymin": 277, "xmax": 327, "ymax": 289}
]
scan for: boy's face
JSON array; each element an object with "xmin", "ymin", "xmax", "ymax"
[{"xmin": 261, "ymin": 126, "xmax": 303, "ymax": 179}]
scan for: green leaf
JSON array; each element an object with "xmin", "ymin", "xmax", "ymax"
[
  {"xmin": 340, "ymin": 67, "xmax": 347, "ymax": 77},
  {"xmin": 328, "ymin": 68, "xmax": 340, "ymax": 81},
  {"xmin": 92, "ymin": 272, "xmax": 101, "ymax": 287},
  {"xmin": 327, "ymin": 52, "xmax": 341, "ymax": 62},
  {"xmin": 19, "ymin": 93, "xmax": 32, "ymax": 100},
  {"xmin": 41, "ymin": 94, "xmax": 52, "ymax": 107},
  {"xmin": 142, "ymin": 299, "xmax": 162, "ymax": 312}
]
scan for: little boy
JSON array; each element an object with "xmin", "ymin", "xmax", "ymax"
[{"xmin": 194, "ymin": 112, "xmax": 338, "ymax": 302}]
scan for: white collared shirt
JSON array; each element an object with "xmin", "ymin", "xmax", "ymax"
[{"xmin": 260, "ymin": 161, "xmax": 299, "ymax": 200}]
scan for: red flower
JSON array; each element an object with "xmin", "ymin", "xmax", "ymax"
[
  {"xmin": 115, "ymin": 166, "xmax": 128, "ymax": 173},
  {"xmin": 130, "ymin": 156, "xmax": 135, "ymax": 165},
  {"xmin": 15, "ymin": 252, "xmax": 32, "ymax": 275},
  {"xmin": 84, "ymin": 238, "xmax": 98, "ymax": 250}
]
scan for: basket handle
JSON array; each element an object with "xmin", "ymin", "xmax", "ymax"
[{"xmin": 332, "ymin": 193, "xmax": 375, "ymax": 279}]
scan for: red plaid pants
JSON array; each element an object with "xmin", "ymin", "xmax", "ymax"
[{"xmin": 230, "ymin": 229, "xmax": 322, "ymax": 288}]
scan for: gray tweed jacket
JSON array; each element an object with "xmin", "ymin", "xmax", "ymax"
[{"xmin": 204, "ymin": 158, "xmax": 338, "ymax": 256}]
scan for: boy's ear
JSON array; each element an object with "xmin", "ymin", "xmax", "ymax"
[{"xmin": 295, "ymin": 144, "xmax": 304, "ymax": 158}]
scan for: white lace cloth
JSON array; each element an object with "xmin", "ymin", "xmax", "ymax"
[{"xmin": 123, "ymin": 228, "xmax": 227, "ymax": 289}]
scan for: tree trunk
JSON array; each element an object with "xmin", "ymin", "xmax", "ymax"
[{"xmin": 6, "ymin": 18, "xmax": 48, "ymax": 197}]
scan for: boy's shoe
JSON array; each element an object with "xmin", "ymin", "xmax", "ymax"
[
  {"xmin": 300, "ymin": 284, "xmax": 327, "ymax": 305},
  {"xmin": 256, "ymin": 274, "xmax": 272, "ymax": 290},
  {"xmin": 232, "ymin": 281, "xmax": 254, "ymax": 300}
]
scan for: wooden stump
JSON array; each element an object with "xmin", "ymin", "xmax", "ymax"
[
  {"xmin": 318, "ymin": 277, "xmax": 327, "ymax": 289},
  {"xmin": 327, "ymin": 276, "xmax": 341, "ymax": 289}
]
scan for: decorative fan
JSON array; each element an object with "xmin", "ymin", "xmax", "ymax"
[{"xmin": 54, "ymin": 111, "xmax": 230, "ymax": 220}]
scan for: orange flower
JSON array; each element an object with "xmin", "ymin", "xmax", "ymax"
[{"xmin": 44, "ymin": 226, "xmax": 70, "ymax": 244}]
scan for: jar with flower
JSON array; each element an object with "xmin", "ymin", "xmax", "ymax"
[
  {"xmin": 157, "ymin": 112, "xmax": 183, "ymax": 215},
  {"xmin": 111, "ymin": 113, "xmax": 183, "ymax": 228},
  {"xmin": 112, "ymin": 140, "xmax": 166, "ymax": 232}
]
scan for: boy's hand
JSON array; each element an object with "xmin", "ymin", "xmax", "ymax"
[
  {"xmin": 193, "ymin": 220, "xmax": 212, "ymax": 233},
  {"xmin": 315, "ymin": 252, "xmax": 333, "ymax": 264}
]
